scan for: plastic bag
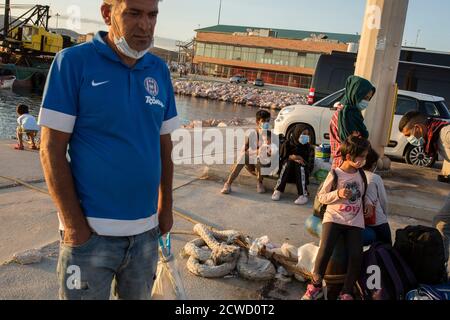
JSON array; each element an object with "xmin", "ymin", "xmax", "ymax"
[
  {"xmin": 249, "ymin": 236, "xmax": 278, "ymax": 256},
  {"xmin": 295, "ymin": 243, "xmax": 319, "ymax": 282},
  {"xmin": 312, "ymin": 158, "xmax": 332, "ymax": 183},
  {"xmin": 151, "ymin": 233, "xmax": 187, "ymax": 300}
]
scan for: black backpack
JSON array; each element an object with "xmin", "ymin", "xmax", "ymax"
[
  {"xmin": 313, "ymin": 168, "xmax": 367, "ymax": 220},
  {"xmin": 394, "ymin": 225, "xmax": 448, "ymax": 285},
  {"xmin": 358, "ymin": 242, "xmax": 418, "ymax": 300}
]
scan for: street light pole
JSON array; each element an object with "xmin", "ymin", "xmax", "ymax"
[
  {"xmin": 218, "ymin": 0, "xmax": 222, "ymax": 25},
  {"xmin": 55, "ymin": 13, "xmax": 60, "ymax": 30}
]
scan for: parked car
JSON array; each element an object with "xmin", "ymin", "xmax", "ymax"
[
  {"xmin": 253, "ymin": 78, "xmax": 264, "ymax": 87},
  {"xmin": 274, "ymin": 89, "xmax": 450, "ymax": 167},
  {"xmin": 230, "ymin": 75, "xmax": 248, "ymax": 84},
  {"xmin": 308, "ymin": 51, "xmax": 450, "ymax": 106}
]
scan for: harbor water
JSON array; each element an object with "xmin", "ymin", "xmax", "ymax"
[{"xmin": 0, "ymin": 90, "xmax": 278, "ymax": 140}]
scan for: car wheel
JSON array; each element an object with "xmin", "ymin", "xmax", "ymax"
[{"xmin": 404, "ymin": 145, "xmax": 436, "ymax": 168}]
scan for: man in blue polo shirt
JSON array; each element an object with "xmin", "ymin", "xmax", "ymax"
[{"xmin": 38, "ymin": 0, "xmax": 179, "ymax": 300}]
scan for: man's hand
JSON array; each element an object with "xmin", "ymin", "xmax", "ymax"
[
  {"xmin": 63, "ymin": 224, "xmax": 92, "ymax": 247},
  {"xmin": 158, "ymin": 210, "xmax": 173, "ymax": 235},
  {"xmin": 338, "ymin": 188, "xmax": 353, "ymax": 199}
]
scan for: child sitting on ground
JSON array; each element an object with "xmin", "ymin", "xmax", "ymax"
[
  {"xmin": 15, "ymin": 104, "xmax": 39, "ymax": 150},
  {"xmin": 302, "ymin": 136, "xmax": 369, "ymax": 301},
  {"xmin": 272, "ymin": 125, "xmax": 312, "ymax": 205},
  {"xmin": 363, "ymin": 147, "xmax": 392, "ymax": 245},
  {"xmin": 221, "ymin": 110, "xmax": 271, "ymax": 194}
]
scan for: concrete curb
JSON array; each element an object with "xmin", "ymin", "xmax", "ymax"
[{"xmin": 205, "ymin": 165, "xmax": 436, "ymax": 223}]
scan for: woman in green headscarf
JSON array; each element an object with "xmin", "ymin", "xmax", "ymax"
[{"xmin": 330, "ymin": 75, "xmax": 376, "ymax": 169}]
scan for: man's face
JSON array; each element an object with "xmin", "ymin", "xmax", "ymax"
[
  {"xmin": 107, "ymin": 0, "xmax": 159, "ymax": 51},
  {"xmin": 402, "ymin": 124, "xmax": 425, "ymax": 140}
]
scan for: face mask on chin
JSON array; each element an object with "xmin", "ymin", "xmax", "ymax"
[{"xmin": 111, "ymin": 16, "xmax": 153, "ymax": 60}]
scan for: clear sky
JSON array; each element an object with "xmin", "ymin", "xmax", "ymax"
[{"xmin": 4, "ymin": 0, "xmax": 450, "ymax": 52}]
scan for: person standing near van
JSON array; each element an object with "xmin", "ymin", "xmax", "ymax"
[{"xmin": 330, "ymin": 76, "xmax": 376, "ymax": 169}]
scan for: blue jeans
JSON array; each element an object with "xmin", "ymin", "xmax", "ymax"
[{"xmin": 57, "ymin": 227, "xmax": 159, "ymax": 300}]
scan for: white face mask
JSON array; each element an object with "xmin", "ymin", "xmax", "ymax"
[{"xmin": 112, "ymin": 16, "xmax": 153, "ymax": 60}]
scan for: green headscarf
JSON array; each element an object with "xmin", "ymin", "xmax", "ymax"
[{"xmin": 338, "ymin": 75, "xmax": 376, "ymax": 141}]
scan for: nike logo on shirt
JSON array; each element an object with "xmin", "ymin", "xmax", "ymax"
[{"xmin": 92, "ymin": 80, "xmax": 110, "ymax": 87}]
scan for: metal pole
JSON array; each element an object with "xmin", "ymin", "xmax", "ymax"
[
  {"xmin": 355, "ymin": 0, "xmax": 409, "ymax": 170},
  {"xmin": 3, "ymin": 0, "xmax": 10, "ymax": 39},
  {"xmin": 218, "ymin": 0, "xmax": 222, "ymax": 25},
  {"xmin": 56, "ymin": 13, "xmax": 60, "ymax": 30}
]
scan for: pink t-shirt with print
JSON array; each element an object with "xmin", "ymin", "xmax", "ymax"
[{"xmin": 318, "ymin": 168, "xmax": 365, "ymax": 229}]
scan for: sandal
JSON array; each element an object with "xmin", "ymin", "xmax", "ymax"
[
  {"xmin": 14, "ymin": 144, "xmax": 24, "ymax": 150},
  {"xmin": 31, "ymin": 146, "xmax": 39, "ymax": 150}
]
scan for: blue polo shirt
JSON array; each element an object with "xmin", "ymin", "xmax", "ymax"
[{"xmin": 38, "ymin": 31, "xmax": 179, "ymax": 236}]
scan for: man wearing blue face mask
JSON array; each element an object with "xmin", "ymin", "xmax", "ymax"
[
  {"xmin": 399, "ymin": 111, "xmax": 450, "ymax": 183},
  {"xmin": 221, "ymin": 110, "xmax": 271, "ymax": 194},
  {"xmin": 399, "ymin": 111, "xmax": 450, "ymax": 277},
  {"xmin": 38, "ymin": 0, "xmax": 179, "ymax": 300}
]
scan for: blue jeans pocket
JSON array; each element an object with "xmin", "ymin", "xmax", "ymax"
[{"xmin": 60, "ymin": 232, "xmax": 99, "ymax": 251}]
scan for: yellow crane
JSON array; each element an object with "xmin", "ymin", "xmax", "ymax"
[{"xmin": 0, "ymin": 1, "xmax": 70, "ymax": 55}]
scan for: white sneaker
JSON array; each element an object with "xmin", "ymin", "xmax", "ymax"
[
  {"xmin": 295, "ymin": 195, "xmax": 309, "ymax": 205},
  {"xmin": 272, "ymin": 190, "xmax": 282, "ymax": 201}
]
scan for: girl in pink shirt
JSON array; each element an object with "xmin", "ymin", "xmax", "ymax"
[{"xmin": 302, "ymin": 136, "xmax": 370, "ymax": 301}]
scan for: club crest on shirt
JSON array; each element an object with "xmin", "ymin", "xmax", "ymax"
[
  {"xmin": 144, "ymin": 77, "xmax": 159, "ymax": 96},
  {"xmin": 144, "ymin": 77, "xmax": 164, "ymax": 108}
]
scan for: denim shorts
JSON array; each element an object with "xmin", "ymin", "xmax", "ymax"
[{"xmin": 57, "ymin": 227, "xmax": 160, "ymax": 300}]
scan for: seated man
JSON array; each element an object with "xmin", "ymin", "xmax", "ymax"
[
  {"xmin": 399, "ymin": 111, "xmax": 450, "ymax": 275},
  {"xmin": 221, "ymin": 110, "xmax": 271, "ymax": 194},
  {"xmin": 399, "ymin": 111, "xmax": 450, "ymax": 183}
]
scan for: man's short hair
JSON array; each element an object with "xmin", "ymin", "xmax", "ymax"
[
  {"xmin": 256, "ymin": 110, "xmax": 271, "ymax": 122},
  {"xmin": 362, "ymin": 146, "xmax": 380, "ymax": 171},
  {"xmin": 16, "ymin": 104, "xmax": 29, "ymax": 115},
  {"xmin": 399, "ymin": 111, "xmax": 428, "ymax": 132},
  {"xmin": 340, "ymin": 136, "xmax": 370, "ymax": 161}
]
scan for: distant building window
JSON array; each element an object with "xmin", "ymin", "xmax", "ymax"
[
  {"xmin": 298, "ymin": 53, "xmax": 306, "ymax": 68},
  {"xmin": 196, "ymin": 42, "xmax": 205, "ymax": 56},
  {"xmin": 233, "ymin": 47, "xmax": 242, "ymax": 60},
  {"xmin": 204, "ymin": 44, "xmax": 212, "ymax": 57},
  {"xmin": 305, "ymin": 53, "xmax": 319, "ymax": 69}
]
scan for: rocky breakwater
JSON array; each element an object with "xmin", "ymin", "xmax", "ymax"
[
  {"xmin": 173, "ymin": 80, "xmax": 307, "ymax": 110},
  {"xmin": 182, "ymin": 117, "xmax": 253, "ymax": 129}
]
